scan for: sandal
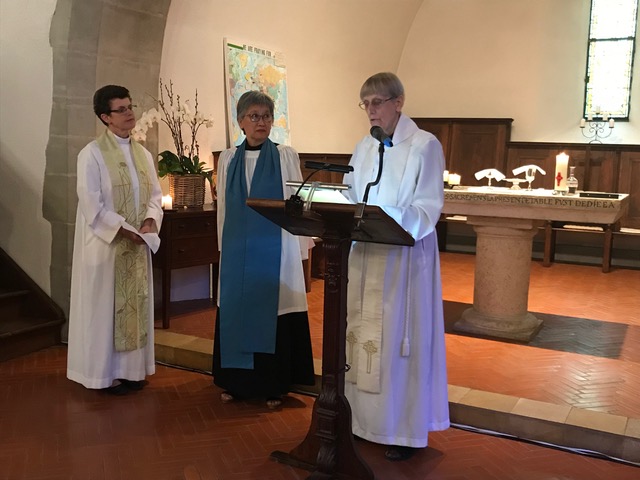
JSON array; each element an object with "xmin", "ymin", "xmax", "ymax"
[
  {"xmin": 220, "ymin": 391, "xmax": 235, "ymax": 404},
  {"xmin": 266, "ymin": 397, "xmax": 283, "ymax": 409}
]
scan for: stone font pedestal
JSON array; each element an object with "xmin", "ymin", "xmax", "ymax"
[{"xmin": 453, "ymin": 217, "xmax": 543, "ymax": 341}]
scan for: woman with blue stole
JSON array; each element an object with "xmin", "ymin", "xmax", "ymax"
[{"xmin": 213, "ymin": 91, "xmax": 315, "ymax": 409}]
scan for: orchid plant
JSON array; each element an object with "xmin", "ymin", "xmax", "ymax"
[{"xmin": 132, "ymin": 79, "xmax": 214, "ymax": 184}]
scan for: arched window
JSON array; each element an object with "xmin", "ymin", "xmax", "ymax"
[{"xmin": 583, "ymin": 0, "xmax": 639, "ymax": 120}]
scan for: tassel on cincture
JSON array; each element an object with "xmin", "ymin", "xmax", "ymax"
[{"xmin": 401, "ymin": 338, "xmax": 410, "ymax": 357}]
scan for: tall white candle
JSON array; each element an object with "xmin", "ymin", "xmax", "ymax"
[{"xmin": 555, "ymin": 153, "xmax": 569, "ymax": 192}]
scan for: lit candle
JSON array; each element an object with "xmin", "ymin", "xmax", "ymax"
[
  {"xmin": 448, "ymin": 173, "xmax": 461, "ymax": 186},
  {"xmin": 443, "ymin": 170, "xmax": 449, "ymax": 183},
  {"xmin": 162, "ymin": 194, "xmax": 173, "ymax": 210},
  {"xmin": 580, "ymin": 118, "xmax": 586, "ymax": 128},
  {"xmin": 609, "ymin": 118, "xmax": 615, "ymax": 128},
  {"xmin": 555, "ymin": 152, "xmax": 569, "ymax": 192}
]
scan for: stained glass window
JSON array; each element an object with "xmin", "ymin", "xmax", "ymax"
[{"xmin": 584, "ymin": 0, "xmax": 638, "ymax": 119}]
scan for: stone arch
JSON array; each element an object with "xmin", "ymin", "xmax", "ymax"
[{"xmin": 44, "ymin": 0, "xmax": 171, "ymax": 339}]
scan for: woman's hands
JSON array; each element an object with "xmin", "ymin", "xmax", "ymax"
[{"xmin": 118, "ymin": 218, "xmax": 157, "ymax": 245}]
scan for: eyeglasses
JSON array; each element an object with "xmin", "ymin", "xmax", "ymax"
[
  {"xmin": 244, "ymin": 113, "xmax": 273, "ymax": 123},
  {"xmin": 358, "ymin": 97, "xmax": 396, "ymax": 110},
  {"xmin": 109, "ymin": 104, "xmax": 136, "ymax": 114}
]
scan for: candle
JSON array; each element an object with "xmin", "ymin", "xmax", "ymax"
[
  {"xmin": 448, "ymin": 173, "xmax": 461, "ymax": 186},
  {"xmin": 587, "ymin": 112, "xmax": 593, "ymax": 121},
  {"xmin": 443, "ymin": 170, "xmax": 449, "ymax": 182},
  {"xmin": 555, "ymin": 152, "xmax": 569, "ymax": 192},
  {"xmin": 603, "ymin": 113, "xmax": 609, "ymax": 121},
  {"xmin": 580, "ymin": 118, "xmax": 586, "ymax": 128},
  {"xmin": 609, "ymin": 118, "xmax": 615, "ymax": 128},
  {"xmin": 594, "ymin": 105, "xmax": 601, "ymax": 114},
  {"xmin": 162, "ymin": 194, "xmax": 173, "ymax": 210}
]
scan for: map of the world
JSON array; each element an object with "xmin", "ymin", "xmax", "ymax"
[{"xmin": 224, "ymin": 39, "xmax": 290, "ymax": 146}]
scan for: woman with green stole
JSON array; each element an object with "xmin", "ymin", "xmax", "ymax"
[
  {"xmin": 67, "ymin": 85, "xmax": 163, "ymax": 395},
  {"xmin": 213, "ymin": 91, "xmax": 315, "ymax": 409}
]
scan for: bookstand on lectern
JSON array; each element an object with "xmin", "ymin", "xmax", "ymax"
[{"xmin": 247, "ymin": 198, "xmax": 414, "ymax": 480}]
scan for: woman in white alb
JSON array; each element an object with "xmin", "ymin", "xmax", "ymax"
[
  {"xmin": 343, "ymin": 72, "xmax": 450, "ymax": 461},
  {"xmin": 67, "ymin": 85, "xmax": 163, "ymax": 395},
  {"xmin": 213, "ymin": 91, "xmax": 315, "ymax": 409}
]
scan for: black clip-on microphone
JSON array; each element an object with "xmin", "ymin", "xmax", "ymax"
[
  {"xmin": 354, "ymin": 126, "xmax": 392, "ymax": 225},
  {"xmin": 285, "ymin": 161, "xmax": 354, "ymax": 216}
]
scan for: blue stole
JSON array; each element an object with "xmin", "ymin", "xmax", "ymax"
[{"xmin": 219, "ymin": 139, "xmax": 283, "ymax": 368}]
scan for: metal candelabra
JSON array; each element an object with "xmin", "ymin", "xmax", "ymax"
[{"xmin": 580, "ymin": 118, "xmax": 614, "ymax": 144}]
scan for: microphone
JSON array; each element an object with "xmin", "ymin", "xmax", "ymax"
[
  {"xmin": 360, "ymin": 127, "xmax": 390, "ymax": 206},
  {"xmin": 370, "ymin": 126, "xmax": 393, "ymax": 147},
  {"xmin": 304, "ymin": 161, "xmax": 353, "ymax": 174}
]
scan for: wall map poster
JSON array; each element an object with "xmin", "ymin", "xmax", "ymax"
[{"xmin": 224, "ymin": 38, "xmax": 290, "ymax": 147}]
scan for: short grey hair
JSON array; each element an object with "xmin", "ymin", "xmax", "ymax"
[
  {"xmin": 236, "ymin": 91, "xmax": 275, "ymax": 120},
  {"xmin": 360, "ymin": 72, "xmax": 405, "ymax": 100}
]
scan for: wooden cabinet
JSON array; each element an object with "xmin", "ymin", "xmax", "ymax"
[{"xmin": 153, "ymin": 205, "xmax": 218, "ymax": 328}]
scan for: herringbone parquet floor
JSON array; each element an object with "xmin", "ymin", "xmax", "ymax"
[{"xmin": 1, "ymin": 253, "xmax": 639, "ymax": 479}]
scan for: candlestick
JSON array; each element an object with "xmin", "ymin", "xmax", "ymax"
[
  {"xmin": 448, "ymin": 173, "xmax": 461, "ymax": 186},
  {"xmin": 579, "ymin": 116, "xmax": 614, "ymax": 143},
  {"xmin": 554, "ymin": 152, "xmax": 569, "ymax": 193}
]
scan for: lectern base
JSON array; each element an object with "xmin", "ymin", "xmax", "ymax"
[{"xmin": 270, "ymin": 450, "xmax": 316, "ymax": 471}]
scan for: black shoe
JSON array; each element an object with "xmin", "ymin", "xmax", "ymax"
[
  {"xmin": 103, "ymin": 383, "xmax": 130, "ymax": 396},
  {"xmin": 118, "ymin": 379, "xmax": 146, "ymax": 390},
  {"xmin": 384, "ymin": 446, "xmax": 419, "ymax": 462}
]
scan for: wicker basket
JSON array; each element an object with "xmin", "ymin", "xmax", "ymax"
[{"xmin": 169, "ymin": 174, "xmax": 206, "ymax": 208}]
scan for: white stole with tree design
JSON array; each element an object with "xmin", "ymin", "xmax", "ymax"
[
  {"xmin": 97, "ymin": 129, "xmax": 151, "ymax": 352},
  {"xmin": 345, "ymin": 242, "xmax": 386, "ymax": 393}
]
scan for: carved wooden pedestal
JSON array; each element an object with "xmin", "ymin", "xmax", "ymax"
[{"xmin": 271, "ymin": 235, "xmax": 373, "ymax": 479}]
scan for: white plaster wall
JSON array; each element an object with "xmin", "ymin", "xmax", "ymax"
[
  {"xmin": 0, "ymin": 0, "xmax": 56, "ymax": 292},
  {"xmin": 158, "ymin": 0, "xmax": 423, "ymax": 158},
  {"xmin": 399, "ymin": 0, "xmax": 640, "ymax": 143}
]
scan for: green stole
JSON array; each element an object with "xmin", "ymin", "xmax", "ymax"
[{"xmin": 96, "ymin": 129, "xmax": 152, "ymax": 352}]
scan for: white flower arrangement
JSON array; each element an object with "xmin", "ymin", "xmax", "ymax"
[{"xmin": 132, "ymin": 79, "xmax": 214, "ymax": 180}]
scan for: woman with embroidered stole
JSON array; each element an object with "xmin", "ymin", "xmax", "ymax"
[
  {"xmin": 213, "ymin": 91, "xmax": 315, "ymax": 409},
  {"xmin": 67, "ymin": 85, "xmax": 163, "ymax": 395},
  {"xmin": 342, "ymin": 73, "xmax": 450, "ymax": 461}
]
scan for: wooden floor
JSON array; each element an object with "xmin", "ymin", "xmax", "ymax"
[{"xmin": 1, "ymin": 253, "xmax": 639, "ymax": 479}]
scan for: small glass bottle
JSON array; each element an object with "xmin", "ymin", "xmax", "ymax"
[{"xmin": 566, "ymin": 166, "xmax": 578, "ymax": 195}]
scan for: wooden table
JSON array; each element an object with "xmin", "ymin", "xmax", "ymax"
[{"xmin": 152, "ymin": 205, "xmax": 218, "ymax": 329}]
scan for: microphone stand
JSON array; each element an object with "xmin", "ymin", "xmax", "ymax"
[{"xmin": 354, "ymin": 141, "xmax": 386, "ymax": 226}]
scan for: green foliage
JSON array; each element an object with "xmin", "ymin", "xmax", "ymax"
[{"xmin": 157, "ymin": 150, "xmax": 213, "ymax": 185}]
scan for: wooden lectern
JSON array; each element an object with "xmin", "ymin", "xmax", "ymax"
[{"xmin": 247, "ymin": 199, "xmax": 414, "ymax": 480}]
